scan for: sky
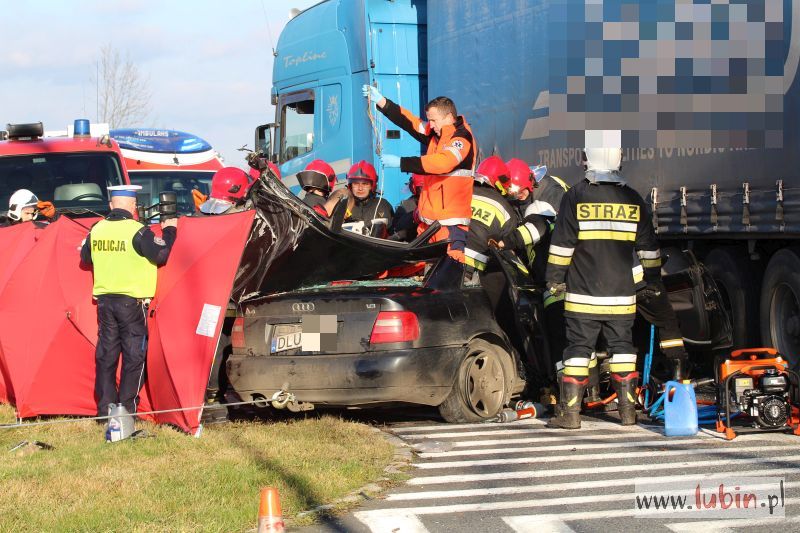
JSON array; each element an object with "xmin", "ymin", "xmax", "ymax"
[{"xmin": 0, "ymin": 0, "xmax": 319, "ymax": 167}]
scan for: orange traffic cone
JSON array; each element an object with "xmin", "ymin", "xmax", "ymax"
[{"xmin": 257, "ymin": 487, "xmax": 285, "ymax": 533}]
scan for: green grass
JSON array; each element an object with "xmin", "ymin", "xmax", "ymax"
[{"xmin": 0, "ymin": 404, "xmax": 395, "ymax": 532}]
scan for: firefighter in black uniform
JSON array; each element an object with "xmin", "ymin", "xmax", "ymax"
[
  {"xmin": 80, "ymin": 185, "xmax": 177, "ymax": 417},
  {"xmin": 325, "ymin": 160, "xmax": 393, "ymax": 237},
  {"xmin": 546, "ymin": 136, "xmax": 661, "ymax": 429},
  {"xmin": 499, "ymin": 161, "xmax": 571, "ymax": 387},
  {"xmin": 297, "ymin": 159, "xmax": 338, "ymax": 210},
  {"xmin": 466, "ymin": 156, "xmax": 518, "ymax": 317},
  {"xmin": 389, "ymin": 173, "xmax": 424, "ymax": 242}
]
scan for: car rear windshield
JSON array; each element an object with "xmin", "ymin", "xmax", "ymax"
[
  {"xmin": 128, "ymin": 170, "xmax": 214, "ymax": 216},
  {"xmin": 0, "ymin": 152, "xmax": 124, "ymax": 215},
  {"xmin": 291, "ymin": 278, "xmax": 424, "ymax": 293}
]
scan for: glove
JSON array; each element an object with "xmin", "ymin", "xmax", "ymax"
[
  {"xmin": 362, "ymin": 84, "xmax": 383, "ymax": 102},
  {"xmin": 639, "ymin": 282, "xmax": 662, "ymax": 302},
  {"xmin": 381, "ymin": 153, "xmax": 401, "ymax": 168},
  {"xmin": 36, "ymin": 201, "xmax": 55, "ymax": 219},
  {"xmin": 192, "ymin": 189, "xmax": 208, "ymax": 211},
  {"xmin": 547, "ymin": 281, "xmax": 566, "ymax": 298}
]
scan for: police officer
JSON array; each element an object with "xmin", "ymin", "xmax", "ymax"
[
  {"xmin": 80, "ymin": 184, "xmax": 177, "ymax": 416},
  {"xmin": 545, "ymin": 131, "xmax": 660, "ymax": 429},
  {"xmin": 363, "ymin": 86, "xmax": 474, "ymax": 263}
]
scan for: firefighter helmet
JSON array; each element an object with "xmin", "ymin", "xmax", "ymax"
[
  {"xmin": 200, "ymin": 167, "xmax": 250, "ymax": 215},
  {"xmin": 7, "ymin": 189, "xmax": 39, "ymax": 221},
  {"xmin": 298, "ymin": 159, "xmax": 337, "ymax": 194},
  {"xmin": 347, "ymin": 160, "xmax": 378, "ymax": 187},
  {"xmin": 475, "ymin": 156, "xmax": 510, "ymax": 192},
  {"xmin": 506, "ymin": 158, "xmax": 534, "ymax": 195},
  {"xmin": 409, "ymin": 174, "xmax": 425, "ymax": 196}
]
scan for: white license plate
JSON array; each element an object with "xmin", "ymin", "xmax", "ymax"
[{"xmin": 270, "ymin": 325, "xmax": 302, "ymax": 354}]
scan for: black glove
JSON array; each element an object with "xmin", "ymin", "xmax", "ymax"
[{"xmin": 639, "ymin": 283, "xmax": 662, "ymax": 302}]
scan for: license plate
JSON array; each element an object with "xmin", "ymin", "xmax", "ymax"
[{"xmin": 270, "ymin": 324, "xmax": 302, "ymax": 354}]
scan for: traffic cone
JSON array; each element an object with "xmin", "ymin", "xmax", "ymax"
[{"xmin": 257, "ymin": 487, "xmax": 285, "ymax": 533}]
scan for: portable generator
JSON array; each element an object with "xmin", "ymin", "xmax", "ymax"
[{"xmin": 716, "ymin": 348, "xmax": 800, "ymax": 439}]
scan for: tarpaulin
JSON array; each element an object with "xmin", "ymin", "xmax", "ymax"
[
  {"xmin": 0, "ymin": 217, "xmax": 99, "ymax": 416},
  {"xmin": 0, "ymin": 222, "xmax": 45, "ymax": 404},
  {"xmin": 137, "ymin": 210, "xmax": 255, "ymax": 433},
  {"xmin": 0, "ymin": 212, "xmax": 253, "ymax": 434}
]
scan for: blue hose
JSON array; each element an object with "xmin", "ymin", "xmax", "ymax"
[{"xmin": 642, "ymin": 325, "xmax": 655, "ymax": 410}]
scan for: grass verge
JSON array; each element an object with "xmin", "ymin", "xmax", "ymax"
[{"xmin": 0, "ymin": 404, "xmax": 395, "ymax": 532}]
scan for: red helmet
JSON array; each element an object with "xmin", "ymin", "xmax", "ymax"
[
  {"xmin": 347, "ymin": 160, "xmax": 378, "ymax": 187},
  {"xmin": 298, "ymin": 159, "xmax": 337, "ymax": 194},
  {"xmin": 248, "ymin": 167, "xmax": 260, "ymax": 182},
  {"xmin": 475, "ymin": 156, "xmax": 510, "ymax": 192},
  {"xmin": 200, "ymin": 167, "xmax": 250, "ymax": 214},
  {"xmin": 409, "ymin": 174, "xmax": 425, "ymax": 195},
  {"xmin": 506, "ymin": 158, "xmax": 534, "ymax": 195}
]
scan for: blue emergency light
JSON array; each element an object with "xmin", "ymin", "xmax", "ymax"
[
  {"xmin": 73, "ymin": 119, "xmax": 91, "ymax": 136},
  {"xmin": 109, "ymin": 128, "xmax": 213, "ymax": 154}
]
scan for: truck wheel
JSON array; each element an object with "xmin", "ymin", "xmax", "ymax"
[
  {"xmin": 760, "ymin": 249, "xmax": 800, "ymax": 371},
  {"xmin": 704, "ymin": 247, "xmax": 760, "ymax": 348},
  {"xmin": 438, "ymin": 339, "xmax": 513, "ymax": 423}
]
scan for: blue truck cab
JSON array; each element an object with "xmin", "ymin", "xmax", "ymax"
[{"xmin": 258, "ymin": 0, "xmax": 427, "ymax": 206}]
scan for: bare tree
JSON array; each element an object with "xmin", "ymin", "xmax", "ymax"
[{"xmin": 93, "ymin": 44, "xmax": 152, "ymax": 128}]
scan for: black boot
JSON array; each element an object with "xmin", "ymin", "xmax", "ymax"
[
  {"xmin": 546, "ymin": 376, "xmax": 587, "ymax": 429},
  {"xmin": 586, "ymin": 353, "xmax": 601, "ymax": 403},
  {"xmin": 611, "ymin": 372, "xmax": 639, "ymax": 426}
]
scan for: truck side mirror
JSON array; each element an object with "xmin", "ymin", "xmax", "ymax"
[{"xmin": 255, "ymin": 123, "xmax": 277, "ymax": 162}]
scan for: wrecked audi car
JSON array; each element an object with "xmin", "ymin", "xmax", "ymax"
[{"xmin": 219, "ymin": 174, "xmax": 535, "ymax": 423}]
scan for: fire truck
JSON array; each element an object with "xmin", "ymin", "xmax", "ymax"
[{"xmin": 0, "ymin": 119, "xmax": 129, "ymax": 218}]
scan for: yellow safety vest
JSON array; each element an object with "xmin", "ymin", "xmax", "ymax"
[{"xmin": 90, "ymin": 219, "xmax": 157, "ymax": 298}]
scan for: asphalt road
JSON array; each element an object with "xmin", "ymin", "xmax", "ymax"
[{"xmin": 297, "ymin": 412, "xmax": 800, "ymax": 533}]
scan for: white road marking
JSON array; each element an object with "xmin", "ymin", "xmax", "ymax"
[
  {"xmin": 387, "ymin": 469, "xmax": 800, "ymax": 501},
  {"xmin": 397, "ymin": 422, "xmax": 671, "ymax": 441},
  {"xmin": 413, "ymin": 444, "xmax": 799, "ymax": 469},
  {"xmin": 417, "ymin": 437, "xmax": 705, "ymax": 458},
  {"xmin": 408, "ymin": 454, "xmax": 800, "ymax": 485},
  {"xmin": 354, "ymin": 511, "xmax": 430, "ymax": 533},
  {"xmin": 498, "ymin": 499, "xmax": 800, "ymax": 529},
  {"xmin": 357, "ymin": 495, "xmax": 800, "ymax": 520},
  {"xmin": 665, "ymin": 515, "xmax": 800, "ymax": 532},
  {"xmin": 505, "ymin": 519, "xmax": 576, "ymax": 533}
]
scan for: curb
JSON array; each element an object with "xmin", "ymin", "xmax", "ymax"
[{"xmin": 295, "ymin": 426, "xmax": 413, "ymax": 520}]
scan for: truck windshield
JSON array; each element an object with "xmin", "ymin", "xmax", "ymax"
[
  {"xmin": 129, "ymin": 171, "xmax": 214, "ymax": 216},
  {"xmin": 281, "ymin": 98, "xmax": 314, "ymax": 162},
  {"xmin": 0, "ymin": 152, "xmax": 124, "ymax": 215}
]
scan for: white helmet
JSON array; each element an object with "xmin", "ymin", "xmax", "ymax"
[
  {"xmin": 584, "ymin": 129, "xmax": 622, "ymax": 172},
  {"xmin": 8, "ymin": 189, "xmax": 39, "ymax": 221}
]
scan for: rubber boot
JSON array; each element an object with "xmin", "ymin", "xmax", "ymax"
[
  {"xmin": 611, "ymin": 372, "xmax": 639, "ymax": 426},
  {"xmin": 546, "ymin": 376, "xmax": 588, "ymax": 429},
  {"xmin": 586, "ymin": 353, "xmax": 601, "ymax": 403}
]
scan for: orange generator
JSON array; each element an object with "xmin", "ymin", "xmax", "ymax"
[{"xmin": 716, "ymin": 348, "xmax": 800, "ymax": 439}]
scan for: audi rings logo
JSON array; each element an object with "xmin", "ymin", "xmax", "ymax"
[{"xmin": 292, "ymin": 303, "xmax": 315, "ymax": 313}]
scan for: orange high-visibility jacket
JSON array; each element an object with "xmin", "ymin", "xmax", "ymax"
[{"xmin": 379, "ymin": 98, "xmax": 475, "ymax": 226}]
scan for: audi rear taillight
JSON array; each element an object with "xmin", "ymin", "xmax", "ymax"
[
  {"xmin": 231, "ymin": 317, "xmax": 245, "ymax": 348},
  {"xmin": 370, "ymin": 311, "xmax": 419, "ymax": 344}
]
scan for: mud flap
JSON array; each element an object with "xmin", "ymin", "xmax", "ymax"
[{"xmin": 661, "ymin": 248, "xmax": 733, "ymax": 350}]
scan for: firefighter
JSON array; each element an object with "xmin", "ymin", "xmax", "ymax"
[
  {"xmin": 467, "ymin": 156, "xmax": 519, "ymax": 315},
  {"xmin": 2, "ymin": 189, "xmax": 57, "ymax": 226},
  {"xmin": 363, "ymin": 85, "xmax": 473, "ymax": 263},
  {"xmin": 389, "ymin": 173, "xmax": 424, "ymax": 242},
  {"xmin": 80, "ymin": 185, "xmax": 177, "ymax": 417},
  {"xmin": 320, "ymin": 161, "xmax": 393, "ymax": 237},
  {"xmin": 297, "ymin": 159, "xmax": 337, "ymax": 209},
  {"xmin": 192, "ymin": 161, "xmax": 279, "ymax": 212},
  {"xmin": 545, "ymin": 133, "xmax": 660, "ymax": 429},
  {"xmin": 197, "ymin": 167, "xmax": 252, "ymax": 215}
]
